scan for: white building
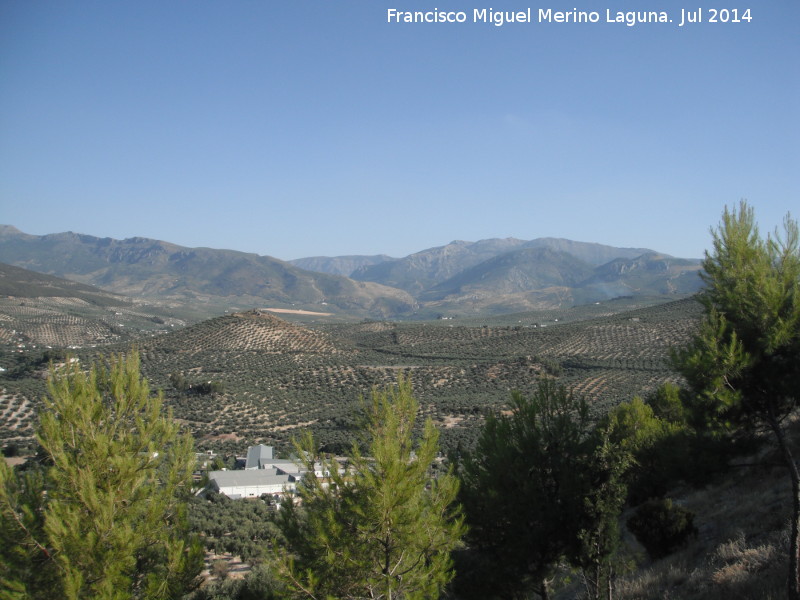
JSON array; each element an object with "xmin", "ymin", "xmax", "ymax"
[
  {"xmin": 209, "ymin": 445, "xmax": 345, "ymax": 499},
  {"xmin": 208, "ymin": 468, "xmax": 294, "ymax": 499}
]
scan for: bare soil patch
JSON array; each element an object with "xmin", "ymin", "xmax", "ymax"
[{"xmin": 265, "ymin": 308, "xmax": 333, "ymax": 316}]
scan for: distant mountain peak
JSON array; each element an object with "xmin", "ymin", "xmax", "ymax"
[
  {"xmin": 0, "ymin": 226, "xmax": 701, "ymax": 318},
  {"xmin": 0, "ymin": 227, "xmax": 416, "ymax": 318},
  {"xmin": 0, "ymin": 225, "xmax": 27, "ymax": 237}
]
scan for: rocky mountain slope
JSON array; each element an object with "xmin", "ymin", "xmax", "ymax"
[
  {"xmin": 289, "ymin": 254, "xmax": 395, "ymax": 277},
  {"xmin": 0, "ymin": 226, "xmax": 702, "ymax": 318},
  {"xmin": 0, "ymin": 227, "xmax": 415, "ymax": 318},
  {"xmin": 301, "ymin": 237, "xmax": 701, "ymax": 312}
]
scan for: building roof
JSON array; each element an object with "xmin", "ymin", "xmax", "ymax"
[
  {"xmin": 244, "ymin": 444, "xmax": 274, "ymax": 469},
  {"xmin": 265, "ymin": 459, "xmax": 304, "ymax": 474},
  {"xmin": 209, "ymin": 468, "xmax": 292, "ymax": 488}
]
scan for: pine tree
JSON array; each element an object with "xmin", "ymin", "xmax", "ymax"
[
  {"xmin": 0, "ymin": 352, "xmax": 203, "ymax": 599},
  {"xmin": 0, "ymin": 464, "xmax": 55, "ymax": 600},
  {"xmin": 673, "ymin": 201, "xmax": 800, "ymax": 598},
  {"xmin": 274, "ymin": 378, "xmax": 465, "ymax": 600},
  {"xmin": 575, "ymin": 424, "xmax": 632, "ymax": 600},
  {"xmin": 457, "ymin": 379, "xmax": 597, "ymax": 600}
]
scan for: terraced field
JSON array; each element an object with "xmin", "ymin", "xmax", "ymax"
[
  {"xmin": 0, "ymin": 297, "xmax": 703, "ymax": 455},
  {"xmin": 0, "ymin": 295, "xmax": 188, "ymax": 348},
  {"xmin": 152, "ymin": 310, "xmax": 343, "ymax": 354},
  {"xmin": 0, "ymin": 392, "xmax": 36, "ymax": 443}
]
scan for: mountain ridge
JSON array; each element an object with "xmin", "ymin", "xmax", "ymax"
[
  {"xmin": 0, "ymin": 226, "xmax": 702, "ymax": 318},
  {"xmin": 0, "ymin": 228, "xmax": 416, "ymax": 318}
]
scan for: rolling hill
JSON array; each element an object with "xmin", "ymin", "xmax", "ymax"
[
  {"xmin": 0, "ymin": 262, "xmax": 193, "ymax": 349},
  {"xmin": 150, "ymin": 309, "xmax": 346, "ymax": 355},
  {"xmin": 0, "ymin": 294, "xmax": 704, "ymax": 455}
]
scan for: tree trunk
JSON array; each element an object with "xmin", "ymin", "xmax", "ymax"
[
  {"xmin": 767, "ymin": 414, "xmax": 800, "ymax": 600},
  {"xmin": 538, "ymin": 577, "xmax": 550, "ymax": 600},
  {"xmin": 594, "ymin": 562, "xmax": 601, "ymax": 600}
]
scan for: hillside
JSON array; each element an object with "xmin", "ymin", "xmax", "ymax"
[
  {"xmin": 150, "ymin": 309, "xmax": 346, "ymax": 355},
  {"xmin": 420, "ymin": 247, "xmax": 596, "ymax": 301},
  {"xmin": 289, "ymin": 254, "xmax": 395, "ymax": 277},
  {"xmin": 582, "ymin": 253, "xmax": 704, "ymax": 297},
  {"xmin": 411, "ymin": 251, "xmax": 702, "ymax": 315},
  {"xmin": 522, "ymin": 237, "xmax": 657, "ymax": 265},
  {"xmin": 0, "ymin": 263, "xmax": 193, "ymax": 349},
  {"xmin": 349, "ymin": 237, "xmax": 657, "ymax": 294},
  {"xmin": 0, "ymin": 228, "xmax": 416, "ymax": 318},
  {"xmin": 0, "ymin": 296, "xmax": 703, "ymax": 455},
  {"xmin": 351, "ymin": 238, "xmax": 542, "ymax": 294},
  {"xmin": 0, "ymin": 261, "xmax": 128, "ymax": 305}
]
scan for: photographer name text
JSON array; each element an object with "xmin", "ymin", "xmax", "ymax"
[{"xmin": 386, "ymin": 8, "xmax": 753, "ymax": 27}]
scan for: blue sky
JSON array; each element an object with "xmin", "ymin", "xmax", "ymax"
[{"xmin": 1, "ymin": 1, "xmax": 798, "ymax": 261}]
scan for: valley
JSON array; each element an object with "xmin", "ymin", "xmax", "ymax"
[
  {"xmin": 0, "ymin": 218, "xmax": 794, "ymax": 600},
  {"xmin": 0, "ymin": 226, "xmax": 706, "ymax": 455},
  {"xmin": 0, "ymin": 278, "xmax": 701, "ymax": 457}
]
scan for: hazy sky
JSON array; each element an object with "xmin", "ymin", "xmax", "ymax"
[{"xmin": 2, "ymin": 1, "xmax": 798, "ymax": 261}]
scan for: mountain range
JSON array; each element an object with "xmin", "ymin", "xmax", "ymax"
[
  {"xmin": 0, "ymin": 225, "xmax": 703, "ymax": 318},
  {"xmin": 0, "ymin": 226, "xmax": 414, "ymax": 318}
]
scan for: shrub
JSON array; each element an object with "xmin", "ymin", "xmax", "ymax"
[
  {"xmin": 211, "ymin": 560, "xmax": 229, "ymax": 581},
  {"xmin": 627, "ymin": 498, "xmax": 697, "ymax": 560}
]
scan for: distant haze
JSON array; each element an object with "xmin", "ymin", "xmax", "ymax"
[{"xmin": 0, "ymin": 226, "xmax": 703, "ymax": 318}]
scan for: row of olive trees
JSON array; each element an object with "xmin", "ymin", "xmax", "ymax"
[
  {"xmin": 0, "ymin": 350, "xmax": 628, "ymax": 600},
  {"xmin": 264, "ymin": 201, "xmax": 799, "ymax": 600},
  {"xmin": 2, "ymin": 201, "xmax": 796, "ymax": 600}
]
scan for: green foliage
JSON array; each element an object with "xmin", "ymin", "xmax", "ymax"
[
  {"xmin": 190, "ymin": 380, "xmax": 225, "ymax": 395},
  {"xmin": 541, "ymin": 357, "xmax": 563, "ymax": 376},
  {"xmin": 457, "ymin": 379, "xmax": 616, "ymax": 599},
  {"xmin": 273, "ymin": 378, "xmax": 465, "ymax": 600},
  {"xmin": 604, "ymin": 385, "xmax": 751, "ymax": 506},
  {"xmin": 672, "ymin": 201, "xmax": 800, "ymax": 598},
  {"xmin": 169, "ymin": 371, "xmax": 188, "ymax": 392},
  {"xmin": 647, "ymin": 382, "xmax": 688, "ymax": 426},
  {"xmin": 0, "ymin": 352, "xmax": 203, "ymax": 600},
  {"xmin": 602, "ymin": 394, "xmax": 688, "ymax": 503},
  {"xmin": 627, "ymin": 498, "xmax": 697, "ymax": 560},
  {"xmin": 576, "ymin": 424, "xmax": 634, "ymax": 600},
  {"xmin": 0, "ymin": 461, "xmax": 57, "ymax": 600},
  {"xmin": 604, "ymin": 395, "xmax": 678, "ymax": 453},
  {"xmin": 674, "ymin": 201, "xmax": 800, "ymax": 429},
  {"xmin": 188, "ymin": 492, "xmax": 281, "ymax": 563},
  {"xmin": 184, "ymin": 563, "xmax": 283, "ymax": 600},
  {"xmin": 211, "ymin": 560, "xmax": 230, "ymax": 581}
]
